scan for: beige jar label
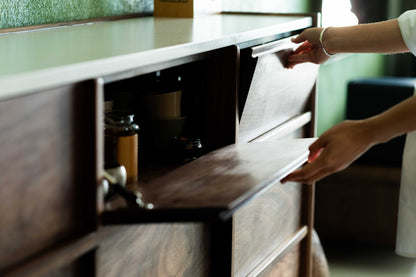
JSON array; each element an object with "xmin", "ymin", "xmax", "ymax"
[{"xmin": 117, "ymin": 134, "xmax": 138, "ymax": 185}]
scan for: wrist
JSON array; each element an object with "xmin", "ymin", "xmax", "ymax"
[
  {"xmin": 361, "ymin": 117, "xmax": 392, "ymax": 144},
  {"xmin": 320, "ymin": 27, "xmax": 335, "ymax": 56}
]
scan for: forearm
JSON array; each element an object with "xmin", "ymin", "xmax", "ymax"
[
  {"xmin": 364, "ymin": 95, "xmax": 416, "ymax": 144},
  {"xmin": 324, "ymin": 19, "xmax": 409, "ymax": 54}
]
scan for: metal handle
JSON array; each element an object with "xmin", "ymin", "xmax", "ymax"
[
  {"xmin": 102, "ymin": 167, "xmax": 153, "ymax": 210},
  {"xmin": 251, "ymin": 36, "xmax": 296, "ymax": 58}
]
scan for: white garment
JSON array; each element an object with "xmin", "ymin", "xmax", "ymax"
[
  {"xmin": 396, "ymin": 10, "xmax": 416, "ymax": 258},
  {"xmin": 397, "ymin": 131, "xmax": 416, "ymax": 257},
  {"xmin": 399, "ymin": 10, "xmax": 416, "ymax": 55}
]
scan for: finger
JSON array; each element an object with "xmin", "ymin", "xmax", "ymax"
[
  {"xmin": 293, "ymin": 41, "xmax": 312, "ymax": 54},
  {"xmin": 308, "ymin": 137, "xmax": 328, "ymax": 157},
  {"xmin": 286, "ymin": 60, "xmax": 301, "ymax": 69},
  {"xmin": 308, "ymin": 148, "xmax": 322, "ymax": 163},
  {"xmin": 307, "ymin": 139, "xmax": 327, "ymax": 162},
  {"xmin": 281, "ymin": 169, "xmax": 315, "ymax": 184},
  {"xmin": 288, "ymin": 53, "xmax": 312, "ymax": 64},
  {"xmin": 281, "ymin": 158, "xmax": 333, "ymax": 184},
  {"xmin": 285, "ymin": 164, "xmax": 320, "ymax": 182},
  {"xmin": 289, "ymin": 164, "xmax": 337, "ymax": 184},
  {"xmin": 281, "ymin": 171, "xmax": 301, "ymax": 183},
  {"xmin": 281, "ymin": 158, "xmax": 327, "ymax": 184},
  {"xmin": 298, "ymin": 150, "xmax": 334, "ymax": 178},
  {"xmin": 287, "ymin": 57, "xmax": 307, "ymax": 68},
  {"xmin": 291, "ymin": 33, "xmax": 306, "ymax": 44},
  {"xmin": 283, "ymin": 169, "xmax": 325, "ymax": 184}
]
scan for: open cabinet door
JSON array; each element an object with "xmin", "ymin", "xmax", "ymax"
[{"xmin": 101, "ymin": 138, "xmax": 314, "ymax": 224}]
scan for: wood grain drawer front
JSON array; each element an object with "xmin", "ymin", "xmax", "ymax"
[
  {"xmin": 233, "ymin": 181, "xmax": 303, "ymax": 277},
  {"xmin": 238, "ymin": 38, "xmax": 319, "ymax": 143},
  {"xmin": 257, "ymin": 243, "xmax": 301, "ymax": 277},
  {"xmin": 97, "ymin": 224, "xmax": 210, "ymax": 277},
  {"xmin": 0, "ymin": 81, "xmax": 98, "ymax": 272}
]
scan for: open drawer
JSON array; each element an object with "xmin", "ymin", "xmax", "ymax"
[
  {"xmin": 99, "ymin": 139, "xmax": 315, "ymax": 276},
  {"xmin": 101, "ymin": 138, "xmax": 314, "ymax": 224}
]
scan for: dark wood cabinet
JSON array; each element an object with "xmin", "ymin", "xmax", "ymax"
[
  {"xmin": 0, "ymin": 81, "xmax": 99, "ymax": 274},
  {"xmin": 0, "ymin": 13, "xmax": 327, "ymax": 277}
]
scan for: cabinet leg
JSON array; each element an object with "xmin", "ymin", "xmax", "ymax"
[
  {"xmin": 300, "ymin": 183, "xmax": 315, "ymax": 277},
  {"xmin": 210, "ymin": 219, "xmax": 233, "ymax": 277},
  {"xmin": 311, "ymin": 230, "xmax": 330, "ymax": 277}
]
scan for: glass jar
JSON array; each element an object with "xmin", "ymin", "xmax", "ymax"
[
  {"xmin": 104, "ymin": 111, "xmax": 140, "ymax": 187},
  {"xmin": 169, "ymin": 137, "xmax": 204, "ymax": 164}
]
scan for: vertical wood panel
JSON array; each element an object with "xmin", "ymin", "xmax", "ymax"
[
  {"xmin": 0, "ymin": 81, "xmax": 97, "ymax": 273},
  {"xmin": 205, "ymin": 46, "xmax": 239, "ymax": 148}
]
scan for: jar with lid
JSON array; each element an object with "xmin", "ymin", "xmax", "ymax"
[
  {"xmin": 169, "ymin": 137, "xmax": 204, "ymax": 164},
  {"xmin": 104, "ymin": 111, "xmax": 140, "ymax": 188}
]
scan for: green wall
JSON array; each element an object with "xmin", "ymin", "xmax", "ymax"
[
  {"xmin": 1, "ymin": 0, "xmax": 319, "ymax": 30},
  {"xmin": 316, "ymin": 53, "xmax": 386, "ymax": 135},
  {"xmin": 0, "ymin": 0, "xmax": 153, "ymax": 29}
]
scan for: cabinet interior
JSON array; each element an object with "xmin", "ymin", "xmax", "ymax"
[
  {"xmin": 102, "ymin": 47, "xmax": 239, "ymax": 208},
  {"xmin": 105, "ymin": 63, "xmax": 205, "ymax": 169}
]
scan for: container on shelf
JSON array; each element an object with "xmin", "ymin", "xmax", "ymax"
[{"xmin": 104, "ymin": 111, "xmax": 140, "ymax": 188}]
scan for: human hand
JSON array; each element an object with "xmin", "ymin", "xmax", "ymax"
[
  {"xmin": 287, "ymin": 28, "xmax": 331, "ymax": 68},
  {"xmin": 280, "ymin": 120, "xmax": 376, "ymax": 184}
]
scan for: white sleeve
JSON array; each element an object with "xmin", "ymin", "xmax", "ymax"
[
  {"xmin": 398, "ymin": 10, "xmax": 416, "ymax": 55},
  {"xmin": 396, "ymin": 130, "xmax": 416, "ymax": 258}
]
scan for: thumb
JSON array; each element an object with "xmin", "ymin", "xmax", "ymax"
[
  {"xmin": 308, "ymin": 137, "xmax": 327, "ymax": 162},
  {"xmin": 291, "ymin": 33, "xmax": 306, "ymax": 44}
]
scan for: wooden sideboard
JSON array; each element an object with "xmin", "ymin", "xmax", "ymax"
[{"xmin": 0, "ymin": 12, "xmax": 326, "ymax": 277}]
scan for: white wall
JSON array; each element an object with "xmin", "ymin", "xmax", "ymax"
[{"xmin": 222, "ymin": 0, "xmax": 309, "ymax": 13}]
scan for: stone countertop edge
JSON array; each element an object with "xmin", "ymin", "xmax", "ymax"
[{"xmin": 0, "ymin": 14, "xmax": 313, "ymax": 101}]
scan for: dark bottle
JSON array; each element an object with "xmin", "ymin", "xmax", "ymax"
[{"xmin": 170, "ymin": 137, "xmax": 204, "ymax": 164}]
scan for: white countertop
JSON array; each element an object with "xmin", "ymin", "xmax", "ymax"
[{"xmin": 0, "ymin": 13, "xmax": 312, "ymax": 100}]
